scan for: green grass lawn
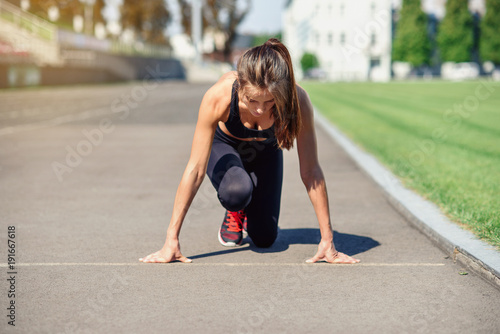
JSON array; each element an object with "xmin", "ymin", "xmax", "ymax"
[{"xmin": 301, "ymin": 80, "xmax": 500, "ymax": 248}]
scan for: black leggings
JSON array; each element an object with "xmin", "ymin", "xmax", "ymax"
[{"xmin": 206, "ymin": 127, "xmax": 283, "ymax": 248}]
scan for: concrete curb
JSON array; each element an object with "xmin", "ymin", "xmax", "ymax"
[{"xmin": 314, "ymin": 109, "xmax": 500, "ymax": 289}]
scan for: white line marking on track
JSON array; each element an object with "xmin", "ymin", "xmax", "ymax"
[{"xmin": 0, "ymin": 262, "xmax": 446, "ymax": 267}]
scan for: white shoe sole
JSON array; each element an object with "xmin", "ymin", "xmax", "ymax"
[{"xmin": 218, "ymin": 227, "xmax": 243, "ymax": 247}]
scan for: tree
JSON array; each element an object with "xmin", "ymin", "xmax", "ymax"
[
  {"xmin": 5, "ymin": 0, "xmax": 20, "ymax": 7},
  {"xmin": 24, "ymin": 0, "xmax": 106, "ymax": 34},
  {"xmin": 253, "ymin": 33, "xmax": 282, "ymax": 47},
  {"xmin": 480, "ymin": 0, "xmax": 500, "ymax": 65},
  {"xmin": 437, "ymin": 0, "xmax": 474, "ymax": 62},
  {"xmin": 300, "ymin": 52, "xmax": 319, "ymax": 73},
  {"xmin": 142, "ymin": 0, "xmax": 171, "ymax": 45},
  {"xmin": 177, "ymin": 0, "xmax": 194, "ymax": 37},
  {"xmin": 177, "ymin": 0, "xmax": 251, "ymax": 62},
  {"xmin": 392, "ymin": 0, "xmax": 431, "ymax": 66},
  {"xmin": 120, "ymin": 0, "xmax": 171, "ymax": 45},
  {"xmin": 57, "ymin": 0, "xmax": 83, "ymax": 29},
  {"xmin": 26, "ymin": 0, "xmax": 56, "ymax": 20},
  {"xmin": 93, "ymin": 0, "xmax": 106, "ymax": 26}
]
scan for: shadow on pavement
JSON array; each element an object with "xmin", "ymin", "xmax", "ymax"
[
  {"xmin": 189, "ymin": 247, "xmax": 252, "ymax": 260},
  {"xmin": 254, "ymin": 228, "xmax": 380, "ymax": 256},
  {"xmin": 189, "ymin": 228, "xmax": 379, "ymax": 260}
]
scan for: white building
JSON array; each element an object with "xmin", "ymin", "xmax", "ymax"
[{"xmin": 284, "ymin": 0, "xmax": 392, "ymax": 82}]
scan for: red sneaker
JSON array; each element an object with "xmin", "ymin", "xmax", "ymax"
[
  {"xmin": 218, "ymin": 210, "xmax": 246, "ymax": 247},
  {"xmin": 242, "ymin": 214, "xmax": 248, "ymax": 237}
]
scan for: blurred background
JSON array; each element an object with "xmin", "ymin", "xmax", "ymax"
[
  {"xmin": 1, "ymin": 0, "xmax": 498, "ymax": 88},
  {"xmin": 0, "ymin": 0, "xmax": 499, "ymax": 247},
  {"xmin": 0, "ymin": 0, "xmax": 285, "ymax": 87}
]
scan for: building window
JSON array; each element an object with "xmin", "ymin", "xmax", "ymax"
[
  {"xmin": 316, "ymin": 32, "xmax": 321, "ymax": 46},
  {"xmin": 371, "ymin": 33, "xmax": 376, "ymax": 46},
  {"xmin": 340, "ymin": 3, "xmax": 345, "ymax": 16},
  {"xmin": 340, "ymin": 32, "xmax": 346, "ymax": 45},
  {"xmin": 328, "ymin": 33, "xmax": 333, "ymax": 46},
  {"xmin": 371, "ymin": 2, "xmax": 376, "ymax": 15},
  {"xmin": 370, "ymin": 57, "xmax": 381, "ymax": 68}
]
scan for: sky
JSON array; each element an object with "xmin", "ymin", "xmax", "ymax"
[
  {"xmin": 103, "ymin": 0, "xmax": 288, "ymax": 36},
  {"xmin": 103, "ymin": 0, "xmax": 486, "ymax": 37},
  {"xmin": 236, "ymin": 0, "xmax": 288, "ymax": 35}
]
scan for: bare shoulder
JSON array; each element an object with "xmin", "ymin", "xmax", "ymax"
[
  {"xmin": 295, "ymin": 84, "xmax": 314, "ymax": 118},
  {"xmin": 201, "ymin": 71, "xmax": 237, "ymax": 120},
  {"xmin": 219, "ymin": 71, "xmax": 238, "ymax": 83},
  {"xmin": 212, "ymin": 71, "xmax": 237, "ymax": 96}
]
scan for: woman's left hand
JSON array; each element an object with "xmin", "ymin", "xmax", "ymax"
[{"xmin": 306, "ymin": 240, "xmax": 360, "ymax": 264}]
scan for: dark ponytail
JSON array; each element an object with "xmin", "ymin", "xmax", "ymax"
[{"xmin": 237, "ymin": 38, "xmax": 302, "ymax": 150}]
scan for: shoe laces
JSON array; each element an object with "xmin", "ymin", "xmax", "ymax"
[{"xmin": 225, "ymin": 210, "xmax": 245, "ymax": 232}]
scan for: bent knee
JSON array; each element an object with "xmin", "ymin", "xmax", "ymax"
[
  {"xmin": 218, "ymin": 167, "xmax": 253, "ymax": 211},
  {"xmin": 250, "ymin": 231, "xmax": 277, "ymax": 248}
]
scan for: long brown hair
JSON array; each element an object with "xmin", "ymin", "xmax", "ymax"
[{"xmin": 237, "ymin": 38, "xmax": 301, "ymax": 150}]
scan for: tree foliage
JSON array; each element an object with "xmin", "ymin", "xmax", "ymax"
[
  {"xmin": 24, "ymin": 0, "xmax": 105, "ymax": 33},
  {"xmin": 437, "ymin": 0, "xmax": 474, "ymax": 62},
  {"xmin": 300, "ymin": 52, "xmax": 319, "ymax": 72},
  {"xmin": 392, "ymin": 0, "xmax": 431, "ymax": 66},
  {"xmin": 25, "ymin": 0, "xmax": 56, "ymax": 20},
  {"xmin": 5, "ymin": 0, "xmax": 20, "ymax": 7},
  {"xmin": 480, "ymin": 0, "xmax": 500, "ymax": 64},
  {"xmin": 177, "ymin": 0, "xmax": 194, "ymax": 38},
  {"xmin": 177, "ymin": 0, "xmax": 251, "ymax": 61},
  {"xmin": 57, "ymin": 0, "xmax": 83, "ymax": 28},
  {"xmin": 120, "ymin": 0, "xmax": 171, "ymax": 45},
  {"xmin": 253, "ymin": 33, "xmax": 282, "ymax": 47},
  {"xmin": 58, "ymin": 0, "xmax": 105, "ymax": 30}
]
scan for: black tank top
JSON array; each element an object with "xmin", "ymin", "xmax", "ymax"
[{"xmin": 223, "ymin": 81, "xmax": 275, "ymax": 139}]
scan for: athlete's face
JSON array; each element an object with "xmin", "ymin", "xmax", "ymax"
[{"xmin": 242, "ymin": 87, "xmax": 275, "ymax": 118}]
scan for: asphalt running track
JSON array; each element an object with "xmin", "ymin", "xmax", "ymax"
[{"xmin": 1, "ymin": 82, "xmax": 499, "ymax": 333}]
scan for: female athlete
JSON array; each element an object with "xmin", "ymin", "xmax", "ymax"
[{"xmin": 140, "ymin": 39, "xmax": 360, "ymax": 264}]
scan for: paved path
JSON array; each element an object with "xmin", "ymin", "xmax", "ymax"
[{"xmin": 1, "ymin": 82, "xmax": 499, "ymax": 333}]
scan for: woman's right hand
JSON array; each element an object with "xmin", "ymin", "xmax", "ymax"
[{"xmin": 139, "ymin": 241, "xmax": 192, "ymax": 263}]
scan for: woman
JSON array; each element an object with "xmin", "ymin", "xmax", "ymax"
[{"xmin": 139, "ymin": 39, "xmax": 359, "ymax": 264}]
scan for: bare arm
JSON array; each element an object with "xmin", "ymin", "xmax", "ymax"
[
  {"xmin": 296, "ymin": 86, "xmax": 359, "ymax": 264},
  {"xmin": 140, "ymin": 74, "xmax": 234, "ymax": 263}
]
